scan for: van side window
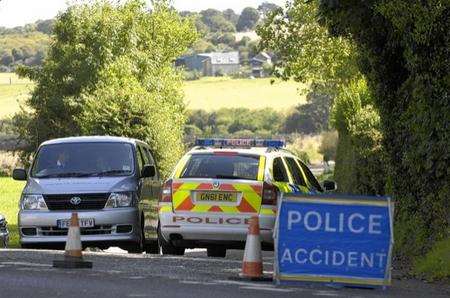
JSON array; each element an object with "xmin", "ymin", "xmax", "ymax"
[
  {"xmin": 297, "ymin": 160, "xmax": 323, "ymax": 192},
  {"xmin": 136, "ymin": 146, "xmax": 145, "ymax": 172},
  {"xmin": 143, "ymin": 148, "xmax": 155, "ymax": 166},
  {"xmin": 285, "ymin": 157, "xmax": 307, "ymax": 187},
  {"xmin": 272, "ymin": 157, "xmax": 289, "ymax": 182}
]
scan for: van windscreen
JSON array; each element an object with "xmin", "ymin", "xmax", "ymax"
[{"xmin": 31, "ymin": 142, "xmax": 134, "ymax": 178}]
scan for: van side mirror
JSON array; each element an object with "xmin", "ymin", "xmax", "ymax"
[
  {"xmin": 141, "ymin": 165, "xmax": 156, "ymax": 178},
  {"xmin": 323, "ymin": 180, "xmax": 337, "ymax": 192},
  {"xmin": 12, "ymin": 168, "xmax": 27, "ymax": 181}
]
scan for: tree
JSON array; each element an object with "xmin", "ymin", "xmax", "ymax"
[
  {"xmin": 14, "ymin": 0, "xmax": 197, "ymax": 177},
  {"xmin": 200, "ymin": 9, "xmax": 235, "ymax": 32},
  {"xmin": 0, "ymin": 52, "xmax": 13, "ymax": 66},
  {"xmin": 283, "ymin": 83, "xmax": 333, "ymax": 134},
  {"xmin": 237, "ymin": 7, "xmax": 260, "ymax": 32},
  {"xmin": 319, "ymin": 0, "xmax": 449, "ymax": 261},
  {"xmin": 258, "ymin": 1, "xmax": 386, "ymax": 195},
  {"xmin": 257, "ymin": 2, "xmax": 280, "ymax": 18},
  {"xmin": 223, "ymin": 9, "xmax": 239, "ymax": 26},
  {"xmin": 12, "ymin": 48, "xmax": 24, "ymax": 61},
  {"xmin": 36, "ymin": 19, "xmax": 54, "ymax": 35},
  {"xmin": 257, "ymin": 1, "xmax": 358, "ymax": 86}
]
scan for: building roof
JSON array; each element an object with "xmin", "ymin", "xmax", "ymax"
[
  {"xmin": 198, "ymin": 51, "xmax": 239, "ymax": 65},
  {"xmin": 251, "ymin": 52, "xmax": 272, "ymax": 63}
]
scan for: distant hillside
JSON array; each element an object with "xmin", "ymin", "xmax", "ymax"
[{"xmin": 0, "ymin": 3, "xmax": 280, "ymax": 72}]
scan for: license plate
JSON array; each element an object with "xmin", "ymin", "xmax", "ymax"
[
  {"xmin": 57, "ymin": 218, "xmax": 95, "ymax": 229},
  {"xmin": 196, "ymin": 192, "xmax": 238, "ymax": 203}
]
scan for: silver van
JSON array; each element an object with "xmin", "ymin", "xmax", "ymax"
[{"xmin": 13, "ymin": 136, "xmax": 160, "ymax": 253}]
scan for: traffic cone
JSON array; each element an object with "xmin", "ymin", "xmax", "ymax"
[
  {"xmin": 53, "ymin": 212, "xmax": 92, "ymax": 269},
  {"xmin": 239, "ymin": 215, "xmax": 270, "ymax": 281}
]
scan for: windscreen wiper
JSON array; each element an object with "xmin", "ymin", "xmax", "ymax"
[
  {"xmin": 36, "ymin": 172, "xmax": 92, "ymax": 178},
  {"xmin": 88, "ymin": 170, "xmax": 130, "ymax": 177}
]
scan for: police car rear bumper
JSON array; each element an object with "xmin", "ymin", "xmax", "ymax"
[{"xmin": 159, "ymin": 211, "xmax": 275, "ymax": 246}]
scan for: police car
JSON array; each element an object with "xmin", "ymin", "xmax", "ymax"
[{"xmin": 157, "ymin": 139, "xmax": 336, "ymax": 257}]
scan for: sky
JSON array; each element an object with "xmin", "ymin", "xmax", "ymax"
[{"xmin": 0, "ymin": 0, "xmax": 287, "ymax": 28}]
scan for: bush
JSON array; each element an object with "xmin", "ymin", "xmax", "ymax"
[
  {"xmin": 319, "ymin": 130, "xmax": 338, "ymax": 162},
  {"xmin": 287, "ymin": 134, "xmax": 323, "ymax": 164},
  {"xmin": 0, "ymin": 151, "xmax": 19, "ymax": 176},
  {"xmin": 332, "ymin": 79, "xmax": 386, "ymax": 195},
  {"xmin": 184, "ymin": 70, "xmax": 202, "ymax": 81},
  {"xmin": 283, "ymin": 83, "xmax": 333, "ymax": 134},
  {"xmin": 414, "ymin": 237, "xmax": 450, "ymax": 281}
]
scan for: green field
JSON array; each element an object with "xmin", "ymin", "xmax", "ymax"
[
  {"xmin": 183, "ymin": 77, "xmax": 305, "ymax": 111},
  {"xmin": 0, "ymin": 74, "xmax": 305, "ymax": 119},
  {"xmin": 0, "ymin": 177, "xmax": 25, "ymax": 248},
  {"xmin": 0, "ymin": 73, "xmax": 33, "ymax": 119}
]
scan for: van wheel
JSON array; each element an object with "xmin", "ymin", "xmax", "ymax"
[
  {"xmin": 157, "ymin": 224, "xmax": 185, "ymax": 256},
  {"xmin": 207, "ymin": 247, "xmax": 226, "ymax": 258},
  {"xmin": 126, "ymin": 224, "xmax": 144, "ymax": 254},
  {"xmin": 145, "ymin": 240, "xmax": 160, "ymax": 254},
  {"xmin": 161, "ymin": 241, "xmax": 185, "ymax": 256}
]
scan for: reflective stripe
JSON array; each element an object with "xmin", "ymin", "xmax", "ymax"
[
  {"xmin": 294, "ymin": 158, "xmax": 309, "ymax": 188},
  {"xmin": 174, "ymin": 154, "xmax": 191, "ymax": 178},
  {"xmin": 159, "ymin": 205, "xmax": 172, "ymax": 213},
  {"xmin": 260, "ymin": 207, "xmax": 276, "ymax": 215},
  {"xmin": 257, "ymin": 156, "xmax": 266, "ymax": 181},
  {"xmin": 281, "ymin": 157, "xmax": 294, "ymax": 184}
]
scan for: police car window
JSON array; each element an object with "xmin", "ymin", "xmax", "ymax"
[
  {"xmin": 298, "ymin": 160, "xmax": 323, "ymax": 192},
  {"xmin": 272, "ymin": 157, "xmax": 289, "ymax": 182},
  {"xmin": 285, "ymin": 157, "xmax": 307, "ymax": 187},
  {"xmin": 181, "ymin": 154, "xmax": 260, "ymax": 180}
]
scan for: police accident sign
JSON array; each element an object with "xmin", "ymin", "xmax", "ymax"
[{"xmin": 274, "ymin": 194, "xmax": 394, "ymax": 287}]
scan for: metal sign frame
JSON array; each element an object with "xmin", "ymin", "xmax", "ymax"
[{"xmin": 273, "ymin": 193, "xmax": 394, "ymax": 288}]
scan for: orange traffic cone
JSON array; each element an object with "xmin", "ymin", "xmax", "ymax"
[
  {"xmin": 53, "ymin": 212, "xmax": 92, "ymax": 269},
  {"xmin": 240, "ymin": 216, "xmax": 270, "ymax": 281}
]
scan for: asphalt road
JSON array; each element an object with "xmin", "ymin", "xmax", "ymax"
[{"xmin": 0, "ymin": 248, "xmax": 448, "ymax": 298}]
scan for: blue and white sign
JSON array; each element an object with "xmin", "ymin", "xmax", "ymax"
[{"xmin": 274, "ymin": 194, "xmax": 394, "ymax": 287}]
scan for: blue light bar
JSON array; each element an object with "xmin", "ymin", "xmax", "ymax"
[{"xmin": 195, "ymin": 138, "xmax": 286, "ymax": 148}]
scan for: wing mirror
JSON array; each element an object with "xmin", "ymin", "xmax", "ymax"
[
  {"xmin": 12, "ymin": 168, "xmax": 27, "ymax": 181},
  {"xmin": 141, "ymin": 165, "xmax": 156, "ymax": 178},
  {"xmin": 323, "ymin": 180, "xmax": 337, "ymax": 192}
]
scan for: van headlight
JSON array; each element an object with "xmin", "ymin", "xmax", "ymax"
[
  {"xmin": 105, "ymin": 192, "xmax": 133, "ymax": 208},
  {"xmin": 21, "ymin": 194, "xmax": 48, "ymax": 211}
]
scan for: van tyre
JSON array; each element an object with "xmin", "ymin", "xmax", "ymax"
[
  {"xmin": 207, "ymin": 247, "xmax": 226, "ymax": 258},
  {"xmin": 157, "ymin": 224, "xmax": 185, "ymax": 256},
  {"xmin": 126, "ymin": 224, "xmax": 144, "ymax": 254},
  {"xmin": 145, "ymin": 240, "xmax": 160, "ymax": 254}
]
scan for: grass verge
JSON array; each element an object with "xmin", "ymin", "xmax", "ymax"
[
  {"xmin": 414, "ymin": 237, "xmax": 450, "ymax": 281},
  {"xmin": 0, "ymin": 177, "xmax": 25, "ymax": 248}
]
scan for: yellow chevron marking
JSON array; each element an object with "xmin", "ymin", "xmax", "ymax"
[{"xmin": 257, "ymin": 156, "xmax": 266, "ymax": 181}]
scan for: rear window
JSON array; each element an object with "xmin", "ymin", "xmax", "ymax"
[{"xmin": 180, "ymin": 153, "xmax": 260, "ymax": 180}]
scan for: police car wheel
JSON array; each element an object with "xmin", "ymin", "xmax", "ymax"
[
  {"xmin": 207, "ymin": 247, "xmax": 226, "ymax": 258},
  {"xmin": 157, "ymin": 224, "xmax": 185, "ymax": 256}
]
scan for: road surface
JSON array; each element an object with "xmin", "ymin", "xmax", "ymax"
[{"xmin": 0, "ymin": 248, "xmax": 448, "ymax": 298}]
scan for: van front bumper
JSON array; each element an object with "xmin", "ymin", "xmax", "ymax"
[{"xmin": 19, "ymin": 208, "xmax": 140, "ymax": 245}]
